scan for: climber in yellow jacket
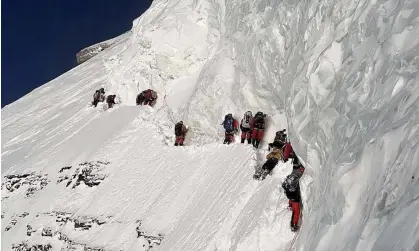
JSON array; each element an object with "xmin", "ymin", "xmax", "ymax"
[{"xmin": 253, "ymin": 141, "xmax": 283, "ymax": 180}]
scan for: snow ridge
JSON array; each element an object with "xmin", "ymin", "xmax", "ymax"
[{"xmin": 2, "ymin": 0, "xmax": 419, "ymax": 250}]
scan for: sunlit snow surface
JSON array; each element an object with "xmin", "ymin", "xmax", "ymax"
[{"xmin": 2, "ymin": 0, "xmax": 419, "ymax": 250}]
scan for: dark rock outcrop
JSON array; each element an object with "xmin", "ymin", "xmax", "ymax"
[
  {"xmin": 58, "ymin": 161, "xmax": 109, "ymax": 188},
  {"xmin": 2, "ymin": 173, "xmax": 49, "ymax": 197},
  {"xmin": 12, "ymin": 243, "xmax": 52, "ymax": 251},
  {"xmin": 136, "ymin": 221, "xmax": 164, "ymax": 249}
]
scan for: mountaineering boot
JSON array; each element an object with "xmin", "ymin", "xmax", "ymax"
[
  {"xmin": 248, "ymin": 139, "xmax": 252, "ymax": 144},
  {"xmin": 241, "ymin": 138, "xmax": 245, "ymax": 144},
  {"xmin": 291, "ymin": 223, "xmax": 299, "ymax": 232},
  {"xmin": 179, "ymin": 143, "xmax": 183, "ymax": 146},
  {"xmin": 174, "ymin": 143, "xmax": 178, "ymax": 146},
  {"xmin": 255, "ymin": 140, "xmax": 260, "ymax": 149},
  {"xmin": 253, "ymin": 170, "xmax": 261, "ymax": 180},
  {"xmin": 260, "ymin": 168, "xmax": 270, "ymax": 180}
]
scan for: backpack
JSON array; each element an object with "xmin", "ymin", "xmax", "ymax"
[
  {"xmin": 107, "ymin": 95, "xmax": 115, "ymax": 104},
  {"xmin": 275, "ymin": 130, "xmax": 287, "ymax": 142},
  {"xmin": 282, "ymin": 175, "xmax": 296, "ymax": 192},
  {"xmin": 223, "ymin": 115, "xmax": 234, "ymax": 132},
  {"xmin": 144, "ymin": 89, "xmax": 152, "ymax": 99},
  {"xmin": 253, "ymin": 115, "xmax": 265, "ymax": 129},
  {"xmin": 241, "ymin": 112, "xmax": 252, "ymax": 128},
  {"xmin": 93, "ymin": 91, "xmax": 100, "ymax": 100},
  {"xmin": 283, "ymin": 142, "xmax": 293, "ymax": 159},
  {"xmin": 175, "ymin": 123, "xmax": 183, "ymax": 136}
]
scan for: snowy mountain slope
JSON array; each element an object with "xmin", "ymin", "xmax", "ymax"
[
  {"xmin": 2, "ymin": 0, "xmax": 419, "ymax": 250},
  {"xmin": 76, "ymin": 32, "xmax": 132, "ymax": 64}
]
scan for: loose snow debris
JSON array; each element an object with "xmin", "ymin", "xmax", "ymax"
[
  {"xmin": 1, "ymin": 173, "xmax": 50, "ymax": 197},
  {"xmin": 12, "ymin": 242, "xmax": 52, "ymax": 251},
  {"xmin": 59, "ymin": 166, "xmax": 72, "ymax": 173},
  {"xmin": 136, "ymin": 221, "xmax": 164, "ymax": 248},
  {"xmin": 57, "ymin": 161, "xmax": 109, "ymax": 188}
]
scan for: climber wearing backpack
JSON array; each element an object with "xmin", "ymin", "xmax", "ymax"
[
  {"xmin": 222, "ymin": 113, "xmax": 239, "ymax": 144},
  {"xmin": 136, "ymin": 91, "xmax": 145, "ymax": 105},
  {"xmin": 240, "ymin": 111, "xmax": 253, "ymax": 144},
  {"xmin": 250, "ymin": 111, "xmax": 266, "ymax": 148},
  {"xmin": 282, "ymin": 158, "xmax": 305, "ymax": 232},
  {"xmin": 268, "ymin": 129, "xmax": 287, "ymax": 151},
  {"xmin": 253, "ymin": 141, "xmax": 283, "ymax": 180},
  {"xmin": 106, "ymin": 94, "xmax": 117, "ymax": 108},
  {"xmin": 174, "ymin": 121, "xmax": 188, "ymax": 146},
  {"xmin": 92, "ymin": 88, "xmax": 105, "ymax": 107},
  {"xmin": 136, "ymin": 89, "xmax": 157, "ymax": 106}
]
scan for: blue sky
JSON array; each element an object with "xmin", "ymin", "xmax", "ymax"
[{"xmin": 1, "ymin": 0, "xmax": 150, "ymax": 107}]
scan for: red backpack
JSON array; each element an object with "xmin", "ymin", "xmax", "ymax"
[{"xmin": 283, "ymin": 142, "xmax": 293, "ymax": 160}]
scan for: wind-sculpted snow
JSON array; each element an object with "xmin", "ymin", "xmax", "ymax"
[{"xmin": 2, "ymin": 0, "xmax": 419, "ymax": 250}]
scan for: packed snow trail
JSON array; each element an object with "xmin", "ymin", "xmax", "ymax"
[{"xmin": 3, "ymin": 0, "xmax": 419, "ymax": 250}]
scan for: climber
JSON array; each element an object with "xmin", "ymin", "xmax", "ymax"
[
  {"xmin": 250, "ymin": 111, "xmax": 266, "ymax": 148},
  {"xmin": 92, "ymin": 88, "xmax": 105, "ymax": 107},
  {"xmin": 268, "ymin": 129, "xmax": 287, "ymax": 151},
  {"xmin": 174, "ymin": 121, "xmax": 188, "ymax": 146},
  {"xmin": 240, "ymin": 111, "xmax": 253, "ymax": 144},
  {"xmin": 222, "ymin": 113, "xmax": 239, "ymax": 144},
  {"xmin": 282, "ymin": 141, "xmax": 295, "ymax": 162},
  {"xmin": 253, "ymin": 141, "xmax": 282, "ymax": 180},
  {"xmin": 106, "ymin": 94, "xmax": 117, "ymax": 108},
  {"xmin": 282, "ymin": 158, "xmax": 305, "ymax": 232},
  {"xmin": 136, "ymin": 89, "xmax": 157, "ymax": 106}
]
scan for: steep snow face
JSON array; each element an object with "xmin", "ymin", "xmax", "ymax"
[
  {"xmin": 2, "ymin": 0, "xmax": 419, "ymax": 251},
  {"xmin": 76, "ymin": 32, "xmax": 132, "ymax": 64}
]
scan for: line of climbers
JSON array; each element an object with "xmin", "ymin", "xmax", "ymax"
[
  {"xmin": 221, "ymin": 111, "xmax": 266, "ymax": 148},
  {"xmin": 92, "ymin": 87, "xmax": 304, "ymax": 232},
  {"xmin": 254, "ymin": 129, "xmax": 304, "ymax": 232},
  {"xmin": 91, "ymin": 88, "xmax": 158, "ymax": 108},
  {"xmin": 174, "ymin": 110, "xmax": 304, "ymax": 231}
]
